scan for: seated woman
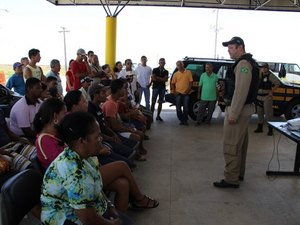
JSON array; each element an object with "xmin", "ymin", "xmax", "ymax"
[
  {"xmin": 64, "ymin": 90, "xmax": 136, "ymax": 168},
  {"xmin": 33, "ymin": 98, "xmax": 66, "ymax": 169},
  {"xmin": 41, "ymin": 112, "xmax": 158, "ymax": 224}
]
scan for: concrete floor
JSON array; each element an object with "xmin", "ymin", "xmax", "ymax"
[
  {"xmin": 126, "ymin": 108, "xmax": 300, "ymax": 225},
  {"xmin": 20, "ymin": 107, "xmax": 300, "ymax": 225}
]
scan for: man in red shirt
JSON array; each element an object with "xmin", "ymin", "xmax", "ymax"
[{"xmin": 70, "ymin": 48, "xmax": 91, "ymax": 90}]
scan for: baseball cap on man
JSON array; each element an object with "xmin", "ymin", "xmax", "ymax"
[
  {"xmin": 77, "ymin": 48, "xmax": 86, "ymax": 55},
  {"xmin": 222, "ymin": 37, "xmax": 244, "ymax": 47},
  {"xmin": 261, "ymin": 62, "xmax": 269, "ymax": 68},
  {"xmin": 13, "ymin": 62, "xmax": 23, "ymax": 69},
  {"xmin": 88, "ymin": 82, "xmax": 110, "ymax": 96},
  {"xmin": 80, "ymin": 77, "xmax": 92, "ymax": 84}
]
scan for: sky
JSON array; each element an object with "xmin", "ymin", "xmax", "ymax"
[{"xmin": 1, "ymin": 0, "xmax": 300, "ymax": 70}]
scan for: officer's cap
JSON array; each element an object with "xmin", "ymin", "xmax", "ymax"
[{"xmin": 222, "ymin": 37, "xmax": 244, "ymax": 47}]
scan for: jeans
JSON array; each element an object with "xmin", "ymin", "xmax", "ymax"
[
  {"xmin": 152, "ymin": 87, "xmax": 166, "ymax": 103},
  {"xmin": 175, "ymin": 94, "xmax": 189, "ymax": 122},
  {"xmin": 196, "ymin": 100, "xmax": 216, "ymax": 123},
  {"xmin": 139, "ymin": 87, "xmax": 150, "ymax": 110}
]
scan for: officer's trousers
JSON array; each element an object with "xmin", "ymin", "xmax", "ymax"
[
  {"xmin": 223, "ymin": 107, "xmax": 251, "ymax": 184},
  {"xmin": 256, "ymin": 94, "xmax": 273, "ymax": 124}
]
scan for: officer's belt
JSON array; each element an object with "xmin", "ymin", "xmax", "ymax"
[{"xmin": 257, "ymin": 93, "xmax": 269, "ymax": 97}]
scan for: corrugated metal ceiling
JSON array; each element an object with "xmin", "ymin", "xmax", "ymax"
[{"xmin": 46, "ymin": 0, "xmax": 300, "ymax": 12}]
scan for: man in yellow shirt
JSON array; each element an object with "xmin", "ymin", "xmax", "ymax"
[{"xmin": 171, "ymin": 61, "xmax": 193, "ymax": 125}]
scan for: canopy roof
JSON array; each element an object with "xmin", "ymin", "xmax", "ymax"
[{"xmin": 46, "ymin": 0, "xmax": 300, "ymax": 12}]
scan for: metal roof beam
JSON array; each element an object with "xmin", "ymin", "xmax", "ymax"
[
  {"xmin": 255, "ymin": 0, "xmax": 272, "ymax": 10},
  {"xmin": 290, "ymin": 0, "xmax": 300, "ymax": 7},
  {"xmin": 215, "ymin": 0, "xmax": 226, "ymax": 5}
]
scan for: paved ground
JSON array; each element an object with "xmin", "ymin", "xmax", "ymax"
[{"xmin": 20, "ymin": 105, "xmax": 300, "ymax": 225}]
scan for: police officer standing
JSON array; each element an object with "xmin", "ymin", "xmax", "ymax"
[
  {"xmin": 254, "ymin": 63, "xmax": 280, "ymax": 136},
  {"xmin": 214, "ymin": 37, "xmax": 259, "ymax": 188}
]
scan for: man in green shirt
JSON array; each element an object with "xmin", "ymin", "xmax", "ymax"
[{"xmin": 196, "ymin": 63, "xmax": 219, "ymax": 125}]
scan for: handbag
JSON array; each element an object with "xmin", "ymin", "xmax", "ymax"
[{"xmin": 0, "ymin": 156, "xmax": 10, "ymax": 175}]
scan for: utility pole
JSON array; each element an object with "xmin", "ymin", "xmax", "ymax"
[
  {"xmin": 211, "ymin": 9, "xmax": 222, "ymax": 59},
  {"xmin": 214, "ymin": 9, "xmax": 219, "ymax": 59},
  {"xmin": 58, "ymin": 27, "xmax": 69, "ymax": 72}
]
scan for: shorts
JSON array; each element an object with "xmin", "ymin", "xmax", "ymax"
[{"xmin": 152, "ymin": 87, "xmax": 166, "ymax": 103}]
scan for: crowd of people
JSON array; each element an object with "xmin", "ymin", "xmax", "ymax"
[
  {"xmin": 0, "ymin": 39, "xmax": 278, "ymax": 223},
  {"xmin": 1, "ymin": 48, "xmax": 169, "ymax": 224}
]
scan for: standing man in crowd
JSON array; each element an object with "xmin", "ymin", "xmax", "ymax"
[
  {"xmin": 6, "ymin": 62, "xmax": 25, "ymax": 96},
  {"xmin": 87, "ymin": 50, "xmax": 94, "ymax": 65},
  {"xmin": 171, "ymin": 60, "xmax": 193, "ymax": 126},
  {"xmin": 20, "ymin": 57, "xmax": 29, "ymax": 68},
  {"xmin": 135, "ymin": 56, "xmax": 152, "ymax": 110},
  {"xmin": 196, "ymin": 63, "xmax": 218, "ymax": 125},
  {"xmin": 46, "ymin": 59, "xmax": 63, "ymax": 95},
  {"xmin": 150, "ymin": 58, "xmax": 169, "ymax": 122},
  {"xmin": 254, "ymin": 63, "xmax": 279, "ymax": 136},
  {"xmin": 213, "ymin": 37, "xmax": 259, "ymax": 188},
  {"xmin": 89, "ymin": 54, "xmax": 103, "ymax": 84},
  {"xmin": 24, "ymin": 48, "xmax": 46, "ymax": 82},
  {"xmin": 70, "ymin": 48, "xmax": 91, "ymax": 90}
]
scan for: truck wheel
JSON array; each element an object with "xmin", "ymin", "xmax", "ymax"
[
  {"xmin": 285, "ymin": 99, "xmax": 300, "ymax": 120},
  {"xmin": 188, "ymin": 97, "xmax": 201, "ymax": 121}
]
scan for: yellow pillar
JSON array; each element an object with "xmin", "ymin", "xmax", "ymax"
[{"xmin": 105, "ymin": 16, "xmax": 117, "ymax": 72}]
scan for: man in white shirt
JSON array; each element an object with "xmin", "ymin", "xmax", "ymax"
[
  {"xmin": 135, "ymin": 56, "xmax": 152, "ymax": 110},
  {"xmin": 9, "ymin": 77, "xmax": 42, "ymax": 142}
]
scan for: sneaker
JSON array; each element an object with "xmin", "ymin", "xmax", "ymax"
[
  {"xmin": 135, "ymin": 154, "xmax": 147, "ymax": 161},
  {"xmin": 156, "ymin": 116, "xmax": 164, "ymax": 122},
  {"xmin": 213, "ymin": 179, "xmax": 239, "ymax": 188},
  {"xmin": 139, "ymin": 148, "xmax": 148, "ymax": 155}
]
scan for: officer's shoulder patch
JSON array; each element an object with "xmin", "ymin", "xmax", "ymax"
[{"xmin": 240, "ymin": 67, "xmax": 249, "ymax": 73}]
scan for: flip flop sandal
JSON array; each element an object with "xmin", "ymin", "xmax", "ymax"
[{"xmin": 131, "ymin": 195, "xmax": 159, "ymax": 209}]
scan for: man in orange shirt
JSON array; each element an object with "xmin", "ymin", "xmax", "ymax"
[{"xmin": 171, "ymin": 61, "xmax": 193, "ymax": 125}]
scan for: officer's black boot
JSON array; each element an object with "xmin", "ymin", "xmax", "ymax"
[
  {"xmin": 267, "ymin": 126, "xmax": 273, "ymax": 136},
  {"xmin": 254, "ymin": 123, "xmax": 263, "ymax": 133}
]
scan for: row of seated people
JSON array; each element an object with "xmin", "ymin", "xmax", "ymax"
[{"xmin": 0, "ymin": 78, "xmax": 158, "ymax": 224}]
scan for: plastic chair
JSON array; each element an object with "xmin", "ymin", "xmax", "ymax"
[{"xmin": 0, "ymin": 169, "xmax": 43, "ymax": 225}]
